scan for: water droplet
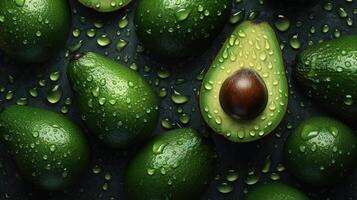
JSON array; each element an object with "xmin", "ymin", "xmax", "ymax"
[{"xmin": 175, "ymin": 8, "xmax": 191, "ymax": 21}]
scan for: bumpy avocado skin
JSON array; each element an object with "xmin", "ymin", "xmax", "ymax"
[
  {"xmin": 0, "ymin": 0, "xmax": 71, "ymax": 63},
  {"xmin": 294, "ymin": 36, "xmax": 357, "ymax": 122},
  {"xmin": 0, "ymin": 105, "xmax": 90, "ymax": 191},
  {"xmin": 79, "ymin": 0, "xmax": 132, "ymax": 13},
  {"xmin": 200, "ymin": 21, "xmax": 289, "ymax": 143},
  {"xmin": 135, "ymin": 0, "xmax": 232, "ymax": 58},
  {"xmin": 284, "ymin": 117, "xmax": 357, "ymax": 186},
  {"xmin": 243, "ymin": 183, "xmax": 309, "ymax": 200},
  {"xmin": 125, "ymin": 128, "xmax": 215, "ymax": 200},
  {"xmin": 67, "ymin": 52, "xmax": 160, "ymax": 148}
]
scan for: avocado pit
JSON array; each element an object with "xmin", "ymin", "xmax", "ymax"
[{"xmin": 219, "ymin": 68, "xmax": 268, "ymax": 120}]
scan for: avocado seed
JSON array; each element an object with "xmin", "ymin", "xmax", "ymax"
[{"xmin": 219, "ymin": 68, "xmax": 268, "ymax": 120}]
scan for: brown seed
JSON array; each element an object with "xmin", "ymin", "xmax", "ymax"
[{"xmin": 219, "ymin": 68, "xmax": 268, "ymax": 120}]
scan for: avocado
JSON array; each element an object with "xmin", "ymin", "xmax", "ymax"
[
  {"xmin": 0, "ymin": 0, "xmax": 71, "ymax": 63},
  {"xmin": 0, "ymin": 105, "xmax": 90, "ymax": 191},
  {"xmin": 294, "ymin": 35, "xmax": 357, "ymax": 122},
  {"xmin": 125, "ymin": 128, "xmax": 215, "ymax": 200},
  {"xmin": 134, "ymin": 0, "xmax": 232, "ymax": 58},
  {"xmin": 79, "ymin": 0, "xmax": 131, "ymax": 13},
  {"xmin": 200, "ymin": 21, "xmax": 289, "ymax": 143},
  {"xmin": 243, "ymin": 182, "xmax": 309, "ymax": 200},
  {"xmin": 284, "ymin": 117, "xmax": 357, "ymax": 186},
  {"xmin": 67, "ymin": 52, "xmax": 160, "ymax": 148}
]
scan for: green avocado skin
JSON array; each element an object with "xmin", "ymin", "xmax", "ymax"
[
  {"xmin": 125, "ymin": 128, "xmax": 215, "ymax": 200},
  {"xmin": 284, "ymin": 117, "xmax": 357, "ymax": 186},
  {"xmin": 294, "ymin": 36, "xmax": 357, "ymax": 122},
  {"xmin": 0, "ymin": 105, "xmax": 90, "ymax": 191},
  {"xmin": 135, "ymin": 0, "xmax": 232, "ymax": 58},
  {"xmin": 0, "ymin": 0, "xmax": 71, "ymax": 63},
  {"xmin": 67, "ymin": 52, "xmax": 160, "ymax": 148},
  {"xmin": 79, "ymin": 0, "xmax": 132, "ymax": 13},
  {"xmin": 243, "ymin": 183, "xmax": 309, "ymax": 200}
]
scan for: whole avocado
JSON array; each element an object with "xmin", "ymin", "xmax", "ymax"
[
  {"xmin": 294, "ymin": 35, "xmax": 357, "ymax": 122},
  {"xmin": 284, "ymin": 117, "xmax": 357, "ymax": 186},
  {"xmin": 243, "ymin": 182, "xmax": 309, "ymax": 200},
  {"xmin": 0, "ymin": 105, "xmax": 90, "ymax": 190},
  {"xmin": 0, "ymin": 0, "xmax": 71, "ymax": 63},
  {"xmin": 135, "ymin": 0, "xmax": 232, "ymax": 58},
  {"xmin": 125, "ymin": 128, "xmax": 215, "ymax": 200},
  {"xmin": 67, "ymin": 52, "xmax": 160, "ymax": 148}
]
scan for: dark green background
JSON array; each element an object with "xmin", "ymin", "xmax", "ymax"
[{"xmin": 0, "ymin": 0, "xmax": 356, "ymax": 199}]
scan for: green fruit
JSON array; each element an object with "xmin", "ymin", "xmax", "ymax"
[
  {"xmin": 284, "ymin": 117, "xmax": 357, "ymax": 186},
  {"xmin": 134, "ymin": 0, "xmax": 231, "ymax": 58},
  {"xmin": 67, "ymin": 52, "xmax": 160, "ymax": 148},
  {"xmin": 200, "ymin": 21, "xmax": 289, "ymax": 143},
  {"xmin": 294, "ymin": 35, "xmax": 357, "ymax": 122},
  {"xmin": 243, "ymin": 182, "xmax": 309, "ymax": 200},
  {"xmin": 0, "ymin": 0, "xmax": 71, "ymax": 63},
  {"xmin": 125, "ymin": 128, "xmax": 215, "ymax": 200},
  {"xmin": 79, "ymin": 0, "xmax": 131, "ymax": 13},
  {"xmin": 0, "ymin": 105, "xmax": 90, "ymax": 190}
]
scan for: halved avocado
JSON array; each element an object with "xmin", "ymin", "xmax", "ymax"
[{"xmin": 199, "ymin": 21, "xmax": 288, "ymax": 142}]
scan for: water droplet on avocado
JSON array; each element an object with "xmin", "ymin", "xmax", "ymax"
[
  {"xmin": 175, "ymin": 8, "xmax": 191, "ymax": 21},
  {"xmin": 152, "ymin": 141, "xmax": 167, "ymax": 154},
  {"xmin": 301, "ymin": 125, "xmax": 319, "ymax": 140},
  {"xmin": 146, "ymin": 168, "xmax": 156, "ymax": 176},
  {"xmin": 15, "ymin": 0, "xmax": 25, "ymax": 6}
]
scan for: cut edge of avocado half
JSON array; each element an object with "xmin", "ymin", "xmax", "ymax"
[
  {"xmin": 79, "ymin": 0, "xmax": 132, "ymax": 13},
  {"xmin": 200, "ymin": 20, "xmax": 289, "ymax": 143}
]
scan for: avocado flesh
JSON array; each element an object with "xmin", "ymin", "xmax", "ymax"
[
  {"xmin": 67, "ymin": 52, "xmax": 160, "ymax": 148},
  {"xmin": 200, "ymin": 21, "xmax": 289, "ymax": 142},
  {"xmin": 79, "ymin": 0, "xmax": 131, "ymax": 12},
  {"xmin": 294, "ymin": 35, "xmax": 357, "ymax": 122}
]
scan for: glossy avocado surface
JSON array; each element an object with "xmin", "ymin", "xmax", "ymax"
[
  {"xmin": 284, "ymin": 117, "xmax": 357, "ymax": 186},
  {"xmin": 67, "ymin": 52, "xmax": 160, "ymax": 148},
  {"xmin": 0, "ymin": 105, "xmax": 90, "ymax": 191},
  {"xmin": 79, "ymin": 0, "xmax": 131, "ymax": 12},
  {"xmin": 0, "ymin": 0, "xmax": 356, "ymax": 199},
  {"xmin": 294, "ymin": 36, "xmax": 357, "ymax": 123},
  {"xmin": 135, "ymin": 0, "xmax": 232, "ymax": 58},
  {"xmin": 125, "ymin": 128, "xmax": 215, "ymax": 200},
  {"xmin": 0, "ymin": 0, "xmax": 71, "ymax": 63}
]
